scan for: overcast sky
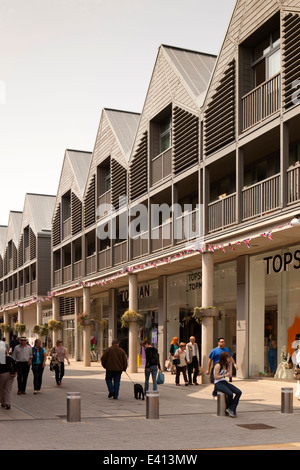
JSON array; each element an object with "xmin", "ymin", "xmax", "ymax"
[{"xmin": 0, "ymin": 0, "xmax": 236, "ymax": 226}]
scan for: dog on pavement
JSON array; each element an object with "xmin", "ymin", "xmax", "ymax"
[{"xmin": 134, "ymin": 383, "xmax": 144, "ymax": 400}]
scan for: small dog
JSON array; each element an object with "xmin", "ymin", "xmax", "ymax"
[{"xmin": 134, "ymin": 383, "xmax": 144, "ymax": 400}]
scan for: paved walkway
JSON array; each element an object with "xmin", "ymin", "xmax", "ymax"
[{"xmin": 1, "ymin": 359, "xmax": 300, "ymax": 451}]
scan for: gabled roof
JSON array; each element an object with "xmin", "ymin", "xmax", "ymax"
[
  {"xmin": 129, "ymin": 44, "xmax": 216, "ymax": 164},
  {"xmin": 65, "ymin": 149, "xmax": 93, "ymax": 197},
  {"xmin": 201, "ymin": 0, "xmax": 282, "ymax": 110},
  {"xmin": 162, "ymin": 45, "xmax": 217, "ymax": 108},
  {"xmin": 22, "ymin": 193, "xmax": 56, "ymax": 235},
  {"xmin": 0, "ymin": 226, "xmax": 7, "ymax": 256},
  {"xmin": 5, "ymin": 211, "xmax": 23, "ymax": 247},
  {"xmin": 104, "ymin": 109, "xmax": 140, "ymax": 164}
]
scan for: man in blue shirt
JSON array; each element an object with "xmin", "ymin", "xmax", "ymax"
[{"xmin": 206, "ymin": 338, "xmax": 237, "ymax": 383}]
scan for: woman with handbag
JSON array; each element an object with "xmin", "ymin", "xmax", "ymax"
[
  {"xmin": 168, "ymin": 337, "xmax": 179, "ymax": 375},
  {"xmin": 174, "ymin": 342, "xmax": 189, "ymax": 386}
]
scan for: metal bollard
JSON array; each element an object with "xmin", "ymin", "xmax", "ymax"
[
  {"xmin": 146, "ymin": 391, "xmax": 159, "ymax": 419},
  {"xmin": 217, "ymin": 391, "xmax": 226, "ymax": 416},
  {"xmin": 281, "ymin": 387, "xmax": 293, "ymax": 414},
  {"xmin": 67, "ymin": 392, "xmax": 81, "ymax": 422}
]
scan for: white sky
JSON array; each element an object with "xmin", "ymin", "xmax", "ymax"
[{"xmin": 0, "ymin": 0, "xmax": 236, "ymax": 226}]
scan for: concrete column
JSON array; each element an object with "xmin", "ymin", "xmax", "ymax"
[
  {"xmin": 128, "ymin": 273, "xmax": 138, "ymax": 373},
  {"xmin": 52, "ymin": 296, "xmax": 60, "ymax": 347},
  {"xmin": 158, "ymin": 276, "xmax": 167, "ymax": 370},
  {"xmin": 201, "ymin": 252, "xmax": 214, "ymax": 384},
  {"xmin": 74, "ymin": 297, "xmax": 80, "ymax": 361},
  {"xmin": 83, "ymin": 287, "xmax": 91, "ymax": 367},
  {"xmin": 108, "ymin": 288, "xmax": 117, "ymax": 346},
  {"xmin": 237, "ymin": 256, "xmax": 249, "ymax": 379},
  {"xmin": 17, "ymin": 306, "xmax": 24, "ymax": 323},
  {"xmin": 36, "ymin": 302, "xmax": 42, "ymax": 339}
]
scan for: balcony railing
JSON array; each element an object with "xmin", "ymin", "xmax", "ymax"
[
  {"xmin": 242, "ymin": 74, "xmax": 280, "ymax": 131},
  {"xmin": 208, "ymin": 193, "xmax": 236, "ymax": 232},
  {"xmin": 287, "ymin": 163, "xmax": 300, "ymax": 204},
  {"xmin": 242, "ymin": 173, "xmax": 281, "ymax": 221},
  {"xmin": 152, "ymin": 221, "xmax": 173, "ymax": 252},
  {"xmin": 62, "ymin": 217, "xmax": 71, "ymax": 239},
  {"xmin": 151, "ymin": 147, "xmax": 172, "ymax": 186},
  {"xmin": 114, "ymin": 241, "xmax": 127, "ymax": 265},
  {"xmin": 175, "ymin": 209, "xmax": 200, "ymax": 242}
]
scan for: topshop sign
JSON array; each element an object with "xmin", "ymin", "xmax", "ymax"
[{"xmin": 264, "ymin": 250, "xmax": 300, "ymax": 274}]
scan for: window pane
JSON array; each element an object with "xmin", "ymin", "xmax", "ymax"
[
  {"xmin": 160, "ymin": 133, "xmax": 171, "ymax": 152},
  {"xmin": 267, "ymin": 49, "xmax": 280, "ymax": 79}
]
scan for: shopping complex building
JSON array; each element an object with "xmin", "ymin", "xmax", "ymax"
[{"xmin": 1, "ymin": 0, "xmax": 300, "ymax": 381}]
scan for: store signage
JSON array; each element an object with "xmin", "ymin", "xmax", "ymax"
[
  {"xmin": 119, "ymin": 284, "xmax": 150, "ymax": 302},
  {"xmin": 264, "ymin": 251, "xmax": 300, "ymax": 274},
  {"xmin": 188, "ymin": 271, "xmax": 202, "ymax": 290}
]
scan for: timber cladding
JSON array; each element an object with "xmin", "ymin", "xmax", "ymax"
[{"xmin": 282, "ymin": 12, "xmax": 300, "ymax": 109}]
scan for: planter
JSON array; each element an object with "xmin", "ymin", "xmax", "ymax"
[
  {"xmin": 48, "ymin": 319, "xmax": 64, "ymax": 331},
  {"xmin": 121, "ymin": 310, "xmax": 144, "ymax": 329},
  {"xmin": 193, "ymin": 306, "xmax": 221, "ymax": 324},
  {"xmin": 15, "ymin": 322, "xmax": 26, "ymax": 334}
]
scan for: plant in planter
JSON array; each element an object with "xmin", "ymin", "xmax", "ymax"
[
  {"xmin": 14, "ymin": 322, "xmax": 26, "ymax": 334},
  {"xmin": 99, "ymin": 319, "xmax": 108, "ymax": 332},
  {"xmin": 47, "ymin": 319, "xmax": 64, "ymax": 331},
  {"xmin": 77, "ymin": 313, "xmax": 88, "ymax": 329},
  {"xmin": 32, "ymin": 324, "xmax": 41, "ymax": 335},
  {"xmin": 39, "ymin": 325, "xmax": 49, "ymax": 337},
  {"xmin": 121, "ymin": 309, "xmax": 144, "ymax": 329},
  {"xmin": 0, "ymin": 323, "xmax": 13, "ymax": 334},
  {"xmin": 192, "ymin": 306, "xmax": 221, "ymax": 324}
]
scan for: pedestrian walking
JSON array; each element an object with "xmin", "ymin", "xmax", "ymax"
[
  {"xmin": 9, "ymin": 335, "xmax": 20, "ymax": 354},
  {"xmin": 174, "ymin": 342, "xmax": 188, "ymax": 386},
  {"xmin": 12, "ymin": 336, "xmax": 33, "ymax": 395},
  {"xmin": 50, "ymin": 339, "xmax": 70, "ymax": 387},
  {"xmin": 142, "ymin": 339, "xmax": 160, "ymax": 393},
  {"xmin": 101, "ymin": 339, "xmax": 128, "ymax": 400},
  {"xmin": 168, "ymin": 337, "xmax": 179, "ymax": 375},
  {"xmin": 186, "ymin": 336, "xmax": 200, "ymax": 385},
  {"xmin": 213, "ymin": 351, "xmax": 242, "ymax": 418},
  {"xmin": 294, "ymin": 344, "xmax": 300, "ymax": 400},
  {"xmin": 0, "ymin": 351, "xmax": 17, "ymax": 409},
  {"xmin": 32, "ymin": 339, "xmax": 46, "ymax": 394},
  {"xmin": 206, "ymin": 337, "xmax": 237, "ymax": 383}
]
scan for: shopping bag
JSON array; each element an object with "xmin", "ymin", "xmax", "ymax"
[{"xmin": 157, "ymin": 370, "xmax": 165, "ymax": 385}]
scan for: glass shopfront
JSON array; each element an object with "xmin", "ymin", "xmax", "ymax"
[
  {"xmin": 117, "ymin": 280, "xmax": 159, "ymax": 355},
  {"xmin": 90, "ymin": 292, "xmax": 109, "ymax": 361},
  {"xmin": 249, "ymin": 246, "xmax": 300, "ymax": 378},
  {"xmin": 167, "ymin": 262, "xmax": 237, "ymax": 362}
]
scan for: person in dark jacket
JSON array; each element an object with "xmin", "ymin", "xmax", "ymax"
[
  {"xmin": 0, "ymin": 352, "xmax": 17, "ymax": 409},
  {"xmin": 101, "ymin": 339, "xmax": 128, "ymax": 399},
  {"xmin": 142, "ymin": 339, "xmax": 160, "ymax": 393},
  {"xmin": 32, "ymin": 339, "xmax": 46, "ymax": 394}
]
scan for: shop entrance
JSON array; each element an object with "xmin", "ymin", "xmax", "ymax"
[{"xmin": 179, "ymin": 308, "xmax": 201, "ymax": 362}]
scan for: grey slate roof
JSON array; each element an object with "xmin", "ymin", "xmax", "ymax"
[
  {"xmin": 162, "ymin": 45, "xmax": 217, "ymax": 107},
  {"xmin": 0, "ymin": 226, "xmax": 7, "ymax": 256},
  {"xmin": 104, "ymin": 109, "xmax": 140, "ymax": 163},
  {"xmin": 25, "ymin": 193, "xmax": 56, "ymax": 235},
  {"xmin": 66, "ymin": 149, "xmax": 93, "ymax": 197}
]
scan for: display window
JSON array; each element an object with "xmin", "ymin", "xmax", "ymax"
[{"xmin": 249, "ymin": 246, "xmax": 300, "ymax": 378}]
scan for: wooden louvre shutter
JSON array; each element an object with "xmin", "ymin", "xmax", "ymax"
[
  {"xmin": 173, "ymin": 107, "xmax": 199, "ymax": 174},
  {"xmin": 111, "ymin": 159, "xmax": 127, "ymax": 210},
  {"xmin": 71, "ymin": 192, "xmax": 82, "ymax": 235},
  {"xmin": 204, "ymin": 60, "xmax": 235, "ymax": 156},
  {"xmin": 52, "ymin": 204, "xmax": 61, "ymax": 247},
  {"xmin": 282, "ymin": 13, "xmax": 300, "ymax": 109},
  {"xmin": 59, "ymin": 297, "xmax": 75, "ymax": 316},
  {"xmin": 18, "ymin": 235, "xmax": 23, "ymax": 267},
  {"xmin": 3, "ymin": 249, "xmax": 7, "ymax": 276},
  {"xmin": 29, "ymin": 228, "xmax": 36, "ymax": 260},
  {"xmin": 129, "ymin": 131, "xmax": 148, "ymax": 202},
  {"xmin": 12, "ymin": 243, "xmax": 18, "ymax": 270},
  {"xmin": 84, "ymin": 175, "xmax": 96, "ymax": 228}
]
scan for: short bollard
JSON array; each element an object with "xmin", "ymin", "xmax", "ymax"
[
  {"xmin": 281, "ymin": 387, "xmax": 293, "ymax": 414},
  {"xmin": 146, "ymin": 391, "xmax": 159, "ymax": 419},
  {"xmin": 67, "ymin": 392, "xmax": 81, "ymax": 422},
  {"xmin": 217, "ymin": 391, "xmax": 226, "ymax": 416}
]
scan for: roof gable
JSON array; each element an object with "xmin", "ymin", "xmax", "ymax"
[{"xmin": 22, "ymin": 193, "xmax": 56, "ymax": 235}]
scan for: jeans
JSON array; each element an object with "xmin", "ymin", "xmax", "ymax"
[
  {"xmin": 214, "ymin": 380, "xmax": 242, "ymax": 415},
  {"xmin": 144, "ymin": 365, "xmax": 158, "ymax": 393},
  {"xmin": 32, "ymin": 363, "xmax": 44, "ymax": 391},
  {"xmin": 54, "ymin": 362, "xmax": 65, "ymax": 385},
  {"xmin": 105, "ymin": 371, "xmax": 122, "ymax": 399}
]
